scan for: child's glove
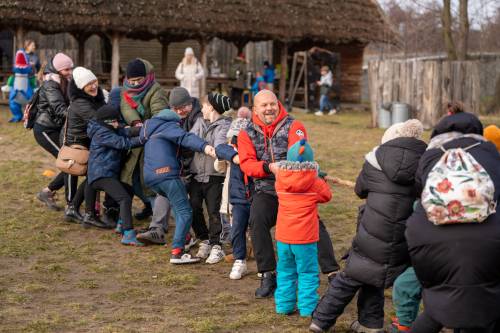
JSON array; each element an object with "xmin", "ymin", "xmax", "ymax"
[{"xmin": 127, "ymin": 126, "xmax": 141, "ymax": 137}]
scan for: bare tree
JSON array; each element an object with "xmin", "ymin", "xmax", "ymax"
[
  {"xmin": 442, "ymin": 0, "xmax": 458, "ymax": 60},
  {"xmin": 457, "ymin": 0, "xmax": 469, "ymax": 60}
]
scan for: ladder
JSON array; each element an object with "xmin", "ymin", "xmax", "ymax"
[{"xmin": 287, "ymin": 51, "xmax": 309, "ymax": 110}]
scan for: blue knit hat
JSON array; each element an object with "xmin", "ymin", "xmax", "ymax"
[{"xmin": 287, "ymin": 139, "xmax": 314, "ymax": 162}]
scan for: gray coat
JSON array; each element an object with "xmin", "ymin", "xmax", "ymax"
[{"xmin": 190, "ymin": 116, "xmax": 232, "ymax": 183}]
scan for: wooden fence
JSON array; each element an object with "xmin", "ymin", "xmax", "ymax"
[{"xmin": 368, "ymin": 60, "xmax": 480, "ymax": 128}]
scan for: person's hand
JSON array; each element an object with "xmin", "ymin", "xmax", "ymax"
[
  {"xmin": 269, "ymin": 162, "xmax": 279, "ymax": 174},
  {"xmin": 131, "ymin": 120, "xmax": 143, "ymax": 127},
  {"xmin": 316, "ymin": 80, "xmax": 321, "ymax": 85},
  {"xmin": 232, "ymin": 154, "xmax": 240, "ymax": 165},
  {"xmin": 204, "ymin": 145, "xmax": 216, "ymax": 158}
]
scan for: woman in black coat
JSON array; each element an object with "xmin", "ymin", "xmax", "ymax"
[
  {"xmin": 406, "ymin": 112, "xmax": 500, "ymax": 332},
  {"xmin": 34, "ymin": 53, "xmax": 74, "ymax": 211},
  {"xmin": 311, "ymin": 120, "xmax": 427, "ymax": 333},
  {"xmin": 63, "ymin": 67, "xmax": 106, "ymax": 226}
]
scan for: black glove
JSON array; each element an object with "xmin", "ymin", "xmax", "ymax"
[{"xmin": 128, "ymin": 126, "xmax": 141, "ymax": 137}]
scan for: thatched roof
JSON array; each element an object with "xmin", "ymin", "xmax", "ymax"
[{"xmin": 0, "ymin": 0, "xmax": 398, "ymax": 47}]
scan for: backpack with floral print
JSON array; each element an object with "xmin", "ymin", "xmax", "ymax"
[{"xmin": 422, "ymin": 142, "xmax": 497, "ymax": 225}]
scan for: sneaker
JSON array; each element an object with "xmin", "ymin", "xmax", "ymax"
[
  {"xmin": 134, "ymin": 202, "xmax": 152, "ymax": 220},
  {"xmin": 328, "ymin": 109, "xmax": 337, "ymax": 115},
  {"xmin": 391, "ymin": 318, "xmax": 410, "ymax": 333},
  {"xmin": 229, "ymin": 259, "xmax": 248, "ymax": 280},
  {"xmin": 350, "ymin": 320, "xmax": 384, "ymax": 333},
  {"xmin": 184, "ymin": 233, "xmax": 198, "ymax": 251},
  {"xmin": 64, "ymin": 205, "xmax": 83, "ymax": 223},
  {"xmin": 82, "ymin": 212, "xmax": 112, "ymax": 229},
  {"xmin": 136, "ymin": 227, "xmax": 166, "ymax": 245},
  {"xmin": 195, "ymin": 240, "xmax": 211, "ymax": 259},
  {"xmin": 309, "ymin": 322, "xmax": 325, "ymax": 333},
  {"xmin": 255, "ymin": 271, "xmax": 276, "ymax": 298},
  {"xmin": 121, "ymin": 229, "xmax": 145, "ymax": 246},
  {"xmin": 36, "ymin": 190, "xmax": 62, "ymax": 211},
  {"xmin": 170, "ymin": 248, "xmax": 201, "ymax": 264},
  {"xmin": 314, "ymin": 111, "xmax": 324, "ymax": 116},
  {"xmin": 115, "ymin": 219, "xmax": 124, "ymax": 235},
  {"xmin": 206, "ymin": 245, "xmax": 225, "ymax": 264}
]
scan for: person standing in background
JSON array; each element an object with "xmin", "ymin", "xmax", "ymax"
[{"xmin": 175, "ymin": 47, "xmax": 205, "ymax": 99}]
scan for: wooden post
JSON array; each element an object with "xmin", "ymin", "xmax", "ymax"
[
  {"xmin": 15, "ymin": 26, "xmax": 24, "ymax": 50},
  {"xmin": 110, "ymin": 32, "xmax": 121, "ymax": 88},
  {"xmin": 76, "ymin": 34, "xmax": 89, "ymax": 66},
  {"xmin": 279, "ymin": 42, "xmax": 288, "ymax": 102},
  {"xmin": 200, "ymin": 39, "xmax": 208, "ymax": 96},
  {"xmin": 161, "ymin": 40, "xmax": 169, "ymax": 75}
]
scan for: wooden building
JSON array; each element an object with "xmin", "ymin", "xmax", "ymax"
[{"xmin": 0, "ymin": 0, "xmax": 398, "ymax": 103}]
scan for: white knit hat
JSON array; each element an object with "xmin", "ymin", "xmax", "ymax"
[
  {"xmin": 184, "ymin": 47, "xmax": 194, "ymax": 56},
  {"xmin": 381, "ymin": 119, "xmax": 424, "ymax": 144},
  {"xmin": 72, "ymin": 66, "xmax": 97, "ymax": 89}
]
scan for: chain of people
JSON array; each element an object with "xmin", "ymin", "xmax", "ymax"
[{"xmin": 3, "ymin": 44, "xmax": 500, "ymax": 333}]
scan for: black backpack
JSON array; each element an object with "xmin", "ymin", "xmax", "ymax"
[{"xmin": 23, "ymin": 88, "xmax": 41, "ymax": 130}]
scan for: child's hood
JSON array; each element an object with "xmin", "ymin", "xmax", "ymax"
[
  {"xmin": 87, "ymin": 119, "xmax": 109, "ymax": 139},
  {"xmin": 276, "ymin": 161, "xmax": 319, "ymax": 193},
  {"xmin": 374, "ymin": 137, "xmax": 427, "ymax": 185},
  {"xmin": 144, "ymin": 108, "xmax": 180, "ymax": 136}
]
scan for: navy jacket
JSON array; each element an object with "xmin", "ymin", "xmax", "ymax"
[
  {"xmin": 87, "ymin": 120, "xmax": 141, "ymax": 184},
  {"xmin": 216, "ymin": 143, "xmax": 253, "ymax": 205},
  {"xmin": 140, "ymin": 109, "xmax": 208, "ymax": 188}
]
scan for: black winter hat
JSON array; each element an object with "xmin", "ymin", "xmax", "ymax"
[
  {"xmin": 96, "ymin": 104, "xmax": 121, "ymax": 122},
  {"xmin": 126, "ymin": 59, "xmax": 146, "ymax": 78},
  {"xmin": 208, "ymin": 92, "xmax": 231, "ymax": 114}
]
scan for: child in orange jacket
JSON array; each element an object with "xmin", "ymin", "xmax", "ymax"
[{"xmin": 270, "ymin": 138, "xmax": 332, "ymax": 317}]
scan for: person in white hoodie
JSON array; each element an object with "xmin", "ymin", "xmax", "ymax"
[
  {"xmin": 314, "ymin": 66, "xmax": 336, "ymax": 116},
  {"xmin": 175, "ymin": 47, "xmax": 205, "ymax": 98}
]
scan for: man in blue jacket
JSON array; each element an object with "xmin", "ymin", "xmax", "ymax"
[{"xmin": 140, "ymin": 108, "xmax": 215, "ymax": 264}]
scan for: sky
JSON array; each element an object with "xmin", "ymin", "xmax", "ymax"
[{"xmin": 377, "ymin": 0, "xmax": 500, "ymax": 28}]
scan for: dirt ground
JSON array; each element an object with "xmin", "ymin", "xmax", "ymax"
[{"xmin": 1, "ymin": 106, "xmax": 498, "ymax": 333}]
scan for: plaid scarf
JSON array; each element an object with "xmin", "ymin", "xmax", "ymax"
[{"xmin": 123, "ymin": 71, "xmax": 155, "ymax": 117}]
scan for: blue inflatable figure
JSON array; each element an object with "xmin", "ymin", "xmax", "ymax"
[{"xmin": 7, "ymin": 50, "xmax": 35, "ymax": 122}]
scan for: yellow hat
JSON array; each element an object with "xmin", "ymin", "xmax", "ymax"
[{"xmin": 484, "ymin": 125, "xmax": 500, "ymax": 151}]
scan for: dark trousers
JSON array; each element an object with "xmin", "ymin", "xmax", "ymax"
[
  {"xmin": 412, "ymin": 312, "xmax": 500, "ymax": 333},
  {"xmin": 312, "ymin": 272, "xmax": 385, "ymax": 330},
  {"xmin": 231, "ymin": 203, "xmax": 251, "ymax": 260},
  {"xmin": 189, "ymin": 176, "xmax": 224, "ymax": 245},
  {"xmin": 66, "ymin": 175, "xmax": 86, "ymax": 209},
  {"xmin": 249, "ymin": 191, "xmax": 340, "ymax": 273},
  {"xmin": 33, "ymin": 125, "xmax": 65, "ymax": 192},
  {"xmin": 85, "ymin": 178, "xmax": 134, "ymax": 230}
]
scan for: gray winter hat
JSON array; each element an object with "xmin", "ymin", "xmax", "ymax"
[{"xmin": 169, "ymin": 87, "xmax": 192, "ymax": 108}]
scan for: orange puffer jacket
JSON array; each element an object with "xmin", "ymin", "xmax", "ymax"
[{"xmin": 275, "ymin": 161, "xmax": 332, "ymax": 244}]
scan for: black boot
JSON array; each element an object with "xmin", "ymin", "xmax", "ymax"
[
  {"xmin": 82, "ymin": 212, "xmax": 112, "ymax": 229},
  {"xmin": 255, "ymin": 271, "xmax": 277, "ymax": 298},
  {"xmin": 64, "ymin": 205, "xmax": 83, "ymax": 223},
  {"xmin": 101, "ymin": 207, "xmax": 119, "ymax": 229},
  {"xmin": 134, "ymin": 202, "xmax": 152, "ymax": 220}
]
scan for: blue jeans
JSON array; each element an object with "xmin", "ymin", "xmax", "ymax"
[
  {"xmin": 320, "ymin": 94, "xmax": 332, "ymax": 112},
  {"xmin": 151, "ymin": 178, "xmax": 192, "ymax": 250},
  {"xmin": 231, "ymin": 203, "xmax": 251, "ymax": 260},
  {"xmin": 275, "ymin": 241, "xmax": 319, "ymax": 317}
]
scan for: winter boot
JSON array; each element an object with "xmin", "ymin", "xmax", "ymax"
[
  {"xmin": 36, "ymin": 190, "xmax": 62, "ymax": 211},
  {"xmin": 64, "ymin": 205, "xmax": 83, "ymax": 223},
  {"xmin": 121, "ymin": 229, "xmax": 144, "ymax": 246},
  {"xmin": 255, "ymin": 271, "xmax": 277, "ymax": 298},
  {"xmin": 101, "ymin": 207, "xmax": 119, "ymax": 229},
  {"xmin": 134, "ymin": 202, "xmax": 152, "ymax": 220},
  {"xmin": 82, "ymin": 211, "xmax": 112, "ymax": 229}
]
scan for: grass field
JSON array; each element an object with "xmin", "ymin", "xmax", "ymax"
[{"xmin": 1, "ymin": 106, "xmax": 498, "ymax": 333}]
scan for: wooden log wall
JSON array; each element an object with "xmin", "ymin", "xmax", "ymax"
[
  {"xmin": 368, "ymin": 59, "xmax": 480, "ymax": 128},
  {"xmin": 331, "ymin": 43, "xmax": 365, "ymax": 103}
]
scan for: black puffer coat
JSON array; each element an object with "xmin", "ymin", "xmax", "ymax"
[
  {"xmin": 64, "ymin": 79, "xmax": 105, "ymax": 148},
  {"xmin": 35, "ymin": 60, "xmax": 69, "ymax": 129},
  {"xmin": 344, "ymin": 137, "xmax": 427, "ymax": 288},
  {"xmin": 406, "ymin": 112, "xmax": 500, "ymax": 328}
]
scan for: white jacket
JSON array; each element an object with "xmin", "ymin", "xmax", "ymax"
[{"xmin": 175, "ymin": 59, "xmax": 205, "ymax": 98}]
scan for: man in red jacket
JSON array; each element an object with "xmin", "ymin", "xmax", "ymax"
[{"xmin": 239, "ymin": 90, "xmax": 339, "ymax": 298}]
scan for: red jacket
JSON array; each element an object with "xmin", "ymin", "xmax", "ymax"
[
  {"xmin": 238, "ymin": 102, "xmax": 307, "ymax": 179},
  {"xmin": 275, "ymin": 162, "xmax": 332, "ymax": 244}
]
